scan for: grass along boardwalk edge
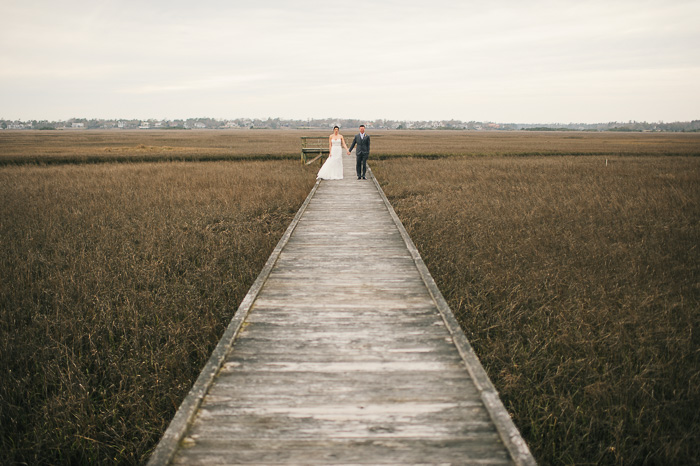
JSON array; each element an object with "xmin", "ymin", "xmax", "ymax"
[
  {"xmin": 146, "ymin": 179, "xmax": 321, "ymax": 465},
  {"xmin": 368, "ymin": 165, "xmax": 536, "ymax": 466}
]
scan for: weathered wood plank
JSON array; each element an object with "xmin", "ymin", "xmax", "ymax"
[
  {"xmin": 209, "ymin": 374, "xmax": 482, "ymax": 399},
  {"xmin": 186, "ymin": 421, "xmax": 500, "ymax": 443},
  {"xmin": 149, "ymin": 153, "xmax": 535, "ymax": 465},
  {"xmin": 172, "ymin": 439, "xmax": 512, "ymax": 465}
]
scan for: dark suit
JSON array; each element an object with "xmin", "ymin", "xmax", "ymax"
[{"xmin": 348, "ymin": 133, "xmax": 370, "ymax": 178}]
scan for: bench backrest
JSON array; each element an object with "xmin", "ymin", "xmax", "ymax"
[
  {"xmin": 300, "ymin": 136, "xmax": 333, "ymax": 165},
  {"xmin": 300, "ymin": 137, "xmax": 329, "ymax": 149}
]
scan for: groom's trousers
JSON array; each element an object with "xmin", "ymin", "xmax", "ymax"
[{"xmin": 356, "ymin": 153, "xmax": 368, "ymax": 178}]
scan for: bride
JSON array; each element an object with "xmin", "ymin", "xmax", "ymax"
[{"xmin": 317, "ymin": 126, "xmax": 348, "ymax": 180}]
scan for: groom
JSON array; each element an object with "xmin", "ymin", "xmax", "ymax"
[{"xmin": 347, "ymin": 124, "xmax": 370, "ymax": 180}]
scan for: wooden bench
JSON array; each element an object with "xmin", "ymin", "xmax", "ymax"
[
  {"xmin": 301, "ymin": 134, "xmax": 379, "ymax": 165},
  {"xmin": 300, "ymin": 136, "xmax": 331, "ymax": 165}
]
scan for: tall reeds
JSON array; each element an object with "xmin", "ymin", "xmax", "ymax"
[
  {"xmin": 0, "ymin": 161, "xmax": 316, "ymax": 464},
  {"xmin": 1, "ymin": 130, "xmax": 698, "ymax": 165},
  {"xmin": 373, "ymin": 156, "xmax": 700, "ymax": 464}
]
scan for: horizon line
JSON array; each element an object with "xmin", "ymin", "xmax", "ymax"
[{"xmin": 2, "ymin": 117, "xmax": 698, "ymax": 126}]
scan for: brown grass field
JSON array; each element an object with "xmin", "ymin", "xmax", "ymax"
[
  {"xmin": 0, "ymin": 161, "xmax": 316, "ymax": 464},
  {"xmin": 1, "ymin": 129, "xmax": 699, "ymax": 164},
  {"xmin": 1, "ymin": 130, "xmax": 699, "ymax": 464},
  {"xmin": 372, "ymin": 156, "xmax": 699, "ymax": 465}
]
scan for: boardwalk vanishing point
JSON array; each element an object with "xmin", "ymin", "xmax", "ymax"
[{"xmin": 148, "ymin": 153, "xmax": 535, "ymax": 465}]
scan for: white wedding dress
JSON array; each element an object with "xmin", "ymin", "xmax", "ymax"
[{"xmin": 316, "ymin": 138, "xmax": 344, "ymax": 180}]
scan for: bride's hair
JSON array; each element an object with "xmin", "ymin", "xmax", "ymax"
[{"xmin": 333, "ymin": 125, "xmax": 339, "ymax": 130}]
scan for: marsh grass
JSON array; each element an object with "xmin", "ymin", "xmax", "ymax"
[
  {"xmin": 0, "ymin": 130, "xmax": 305, "ymax": 165},
  {"xmin": 0, "ymin": 161, "xmax": 316, "ymax": 464},
  {"xmin": 370, "ymin": 130, "xmax": 700, "ymax": 158},
  {"xmin": 372, "ymin": 156, "xmax": 700, "ymax": 465},
  {"xmin": 1, "ymin": 130, "xmax": 699, "ymax": 165},
  {"xmin": 2, "ymin": 128, "xmax": 699, "ymax": 465}
]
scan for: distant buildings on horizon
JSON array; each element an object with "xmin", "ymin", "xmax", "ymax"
[{"xmin": 1, "ymin": 117, "xmax": 699, "ymax": 133}]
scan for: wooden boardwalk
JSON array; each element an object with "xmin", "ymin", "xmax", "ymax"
[{"xmin": 148, "ymin": 153, "xmax": 535, "ymax": 465}]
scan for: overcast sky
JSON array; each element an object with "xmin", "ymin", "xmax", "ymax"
[{"xmin": 1, "ymin": 0, "xmax": 699, "ymax": 123}]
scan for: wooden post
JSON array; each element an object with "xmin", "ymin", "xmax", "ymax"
[{"xmin": 301, "ymin": 137, "xmax": 330, "ymax": 166}]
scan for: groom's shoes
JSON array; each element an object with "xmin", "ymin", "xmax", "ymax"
[
  {"xmin": 357, "ymin": 176, "xmax": 361, "ymax": 180},
  {"xmin": 362, "ymin": 176, "xmax": 367, "ymax": 179}
]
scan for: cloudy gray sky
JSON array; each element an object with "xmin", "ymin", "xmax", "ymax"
[{"xmin": 1, "ymin": 0, "xmax": 699, "ymax": 123}]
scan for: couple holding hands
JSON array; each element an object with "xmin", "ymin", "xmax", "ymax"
[{"xmin": 316, "ymin": 125, "xmax": 370, "ymax": 181}]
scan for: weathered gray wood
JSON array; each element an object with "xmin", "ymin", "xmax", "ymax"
[
  {"xmin": 172, "ymin": 439, "xmax": 512, "ymax": 465},
  {"xmin": 149, "ymin": 153, "xmax": 535, "ymax": 465},
  {"xmin": 301, "ymin": 136, "xmax": 330, "ymax": 164}
]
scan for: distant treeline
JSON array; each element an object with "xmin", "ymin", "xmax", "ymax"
[
  {"xmin": 2, "ymin": 117, "xmax": 700, "ymax": 132},
  {"xmin": 524, "ymin": 127, "xmax": 573, "ymax": 132}
]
